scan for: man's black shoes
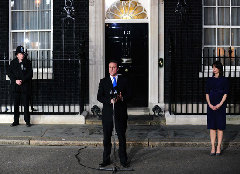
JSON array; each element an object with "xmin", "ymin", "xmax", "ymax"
[
  {"xmin": 26, "ymin": 123, "xmax": 31, "ymax": 127},
  {"xmin": 120, "ymin": 161, "xmax": 129, "ymax": 168},
  {"xmin": 99, "ymin": 161, "xmax": 129, "ymax": 168},
  {"xmin": 99, "ymin": 161, "xmax": 111, "ymax": 167},
  {"xmin": 10, "ymin": 122, "xmax": 19, "ymax": 127},
  {"xmin": 10, "ymin": 122, "xmax": 32, "ymax": 127}
]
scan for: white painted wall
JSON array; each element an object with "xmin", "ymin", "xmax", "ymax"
[
  {"xmin": 89, "ymin": 0, "xmax": 105, "ymax": 109},
  {"xmin": 148, "ymin": 0, "xmax": 159, "ymax": 110},
  {"xmin": 105, "ymin": 0, "xmax": 115, "ymax": 11}
]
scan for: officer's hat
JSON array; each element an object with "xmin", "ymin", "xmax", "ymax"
[{"xmin": 15, "ymin": 46, "xmax": 25, "ymax": 55}]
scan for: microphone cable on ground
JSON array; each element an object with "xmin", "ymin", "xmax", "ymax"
[
  {"xmin": 75, "ymin": 146, "xmax": 134, "ymax": 174},
  {"xmin": 75, "ymin": 146, "xmax": 102, "ymax": 171}
]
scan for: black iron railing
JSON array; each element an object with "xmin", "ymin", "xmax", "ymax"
[
  {"xmin": 0, "ymin": 52, "xmax": 85, "ymax": 115},
  {"xmin": 169, "ymin": 48, "xmax": 240, "ymax": 115}
]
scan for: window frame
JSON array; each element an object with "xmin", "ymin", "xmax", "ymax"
[
  {"xmin": 202, "ymin": 0, "xmax": 240, "ymax": 76},
  {"xmin": 9, "ymin": 0, "xmax": 53, "ymax": 79}
]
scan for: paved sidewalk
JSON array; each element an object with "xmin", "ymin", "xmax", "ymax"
[{"xmin": 0, "ymin": 123, "xmax": 240, "ymax": 147}]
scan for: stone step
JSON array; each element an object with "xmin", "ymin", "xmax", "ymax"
[{"xmin": 85, "ymin": 115, "xmax": 166, "ymax": 125}]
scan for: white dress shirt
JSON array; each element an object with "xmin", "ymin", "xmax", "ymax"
[{"xmin": 110, "ymin": 75, "xmax": 118, "ymax": 84}]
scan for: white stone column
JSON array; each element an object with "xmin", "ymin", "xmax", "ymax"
[
  {"xmin": 149, "ymin": 0, "xmax": 159, "ymax": 109},
  {"xmin": 88, "ymin": 0, "xmax": 105, "ymax": 110},
  {"xmin": 158, "ymin": 0, "xmax": 164, "ymax": 108}
]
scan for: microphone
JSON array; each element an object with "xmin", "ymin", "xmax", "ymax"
[
  {"xmin": 110, "ymin": 87, "xmax": 118, "ymax": 99},
  {"xmin": 113, "ymin": 88, "xmax": 117, "ymax": 98},
  {"xmin": 110, "ymin": 89, "xmax": 113, "ymax": 99}
]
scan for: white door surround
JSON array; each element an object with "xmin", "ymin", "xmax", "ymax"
[{"xmin": 89, "ymin": 0, "xmax": 164, "ymax": 112}]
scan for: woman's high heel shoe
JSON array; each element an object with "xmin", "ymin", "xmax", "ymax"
[
  {"xmin": 216, "ymin": 151, "xmax": 221, "ymax": 156},
  {"xmin": 210, "ymin": 152, "xmax": 216, "ymax": 156},
  {"xmin": 216, "ymin": 147, "xmax": 221, "ymax": 156},
  {"xmin": 210, "ymin": 148, "xmax": 216, "ymax": 156}
]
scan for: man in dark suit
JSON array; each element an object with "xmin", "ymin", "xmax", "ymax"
[
  {"xmin": 8, "ymin": 46, "xmax": 33, "ymax": 127},
  {"xmin": 97, "ymin": 60, "xmax": 131, "ymax": 168}
]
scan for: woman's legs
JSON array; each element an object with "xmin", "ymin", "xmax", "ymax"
[
  {"xmin": 210, "ymin": 129, "xmax": 216, "ymax": 153},
  {"xmin": 217, "ymin": 129, "xmax": 223, "ymax": 153}
]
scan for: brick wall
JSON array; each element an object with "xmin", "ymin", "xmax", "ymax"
[
  {"xmin": 0, "ymin": 0, "xmax": 9, "ymax": 59},
  {"xmin": 0, "ymin": 0, "xmax": 10, "ymax": 109},
  {"xmin": 31, "ymin": 0, "xmax": 89, "ymax": 106},
  {"xmin": 51, "ymin": 0, "xmax": 89, "ymax": 105},
  {"xmin": 164, "ymin": 0, "xmax": 203, "ymax": 104},
  {"xmin": 53, "ymin": 0, "xmax": 89, "ymax": 57},
  {"xmin": 0, "ymin": 0, "xmax": 89, "ymax": 111}
]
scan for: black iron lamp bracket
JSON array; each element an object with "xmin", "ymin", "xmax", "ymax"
[
  {"xmin": 152, "ymin": 105, "xmax": 164, "ymax": 117},
  {"xmin": 91, "ymin": 105, "xmax": 102, "ymax": 120}
]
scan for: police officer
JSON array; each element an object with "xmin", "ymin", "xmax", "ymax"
[{"xmin": 8, "ymin": 46, "xmax": 33, "ymax": 127}]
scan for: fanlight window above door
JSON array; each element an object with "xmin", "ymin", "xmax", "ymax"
[{"xmin": 106, "ymin": 0, "xmax": 148, "ymax": 19}]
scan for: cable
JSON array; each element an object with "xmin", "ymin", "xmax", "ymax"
[
  {"xmin": 75, "ymin": 146, "xmax": 134, "ymax": 174},
  {"xmin": 74, "ymin": 146, "xmax": 101, "ymax": 171},
  {"xmin": 75, "ymin": 97, "xmax": 133, "ymax": 173}
]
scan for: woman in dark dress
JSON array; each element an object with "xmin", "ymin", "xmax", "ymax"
[{"xmin": 206, "ymin": 61, "xmax": 229, "ymax": 156}]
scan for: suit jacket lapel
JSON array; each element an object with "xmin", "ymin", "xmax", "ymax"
[
  {"xmin": 117, "ymin": 75, "xmax": 122, "ymax": 86},
  {"xmin": 106, "ymin": 76, "xmax": 113, "ymax": 89}
]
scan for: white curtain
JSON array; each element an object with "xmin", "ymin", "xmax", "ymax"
[
  {"xmin": 204, "ymin": 8, "xmax": 216, "ymax": 25},
  {"xmin": 232, "ymin": 8, "xmax": 240, "ymax": 26},
  {"xmin": 39, "ymin": 11, "xmax": 51, "ymax": 29},
  {"xmin": 232, "ymin": 0, "xmax": 240, "ymax": 6},
  {"xmin": 217, "ymin": 29, "xmax": 230, "ymax": 46},
  {"xmin": 40, "ymin": 32, "xmax": 51, "ymax": 49},
  {"xmin": 12, "ymin": 12, "xmax": 24, "ymax": 30},
  {"xmin": 231, "ymin": 29, "xmax": 240, "ymax": 46},
  {"xmin": 218, "ymin": 0, "xmax": 230, "ymax": 6},
  {"xmin": 12, "ymin": 33, "xmax": 24, "ymax": 49},
  {"xmin": 11, "ymin": 0, "xmax": 24, "ymax": 10},
  {"xmin": 218, "ymin": 8, "xmax": 230, "ymax": 25},
  {"xmin": 12, "ymin": 0, "xmax": 51, "ymax": 10},
  {"xmin": 236, "ymin": 48, "xmax": 240, "ymax": 57},
  {"xmin": 25, "ymin": 12, "xmax": 38, "ymax": 30},
  {"xmin": 204, "ymin": 0, "xmax": 215, "ymax": 6},
  {"xmin": 25, "ymin": 32, "xmax": 38, "ymax": 49},
  {"xmin": 204, "ymin": 29, "xmax": 216, "ymax": 45}
]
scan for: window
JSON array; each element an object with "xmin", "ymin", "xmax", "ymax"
[
  {"xmin": 106, "ymin": 0, "xmax": 148, "ymax": 20},
  {"xmin": 203, "ymin": 0, "xmax": 240, "ymax": 69},
  {"xmin": 10, "ymin": 0, "xmax": 52, "ymax": 74}
]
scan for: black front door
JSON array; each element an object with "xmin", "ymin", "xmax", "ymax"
[{"xmin": 105, "ymin": 23, "xmax": 148, "ymax": 107}]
